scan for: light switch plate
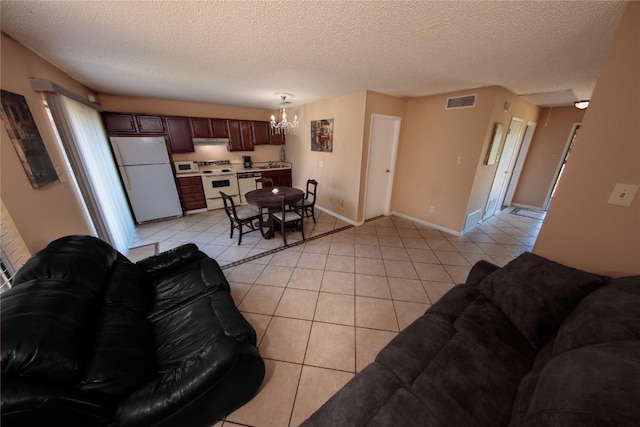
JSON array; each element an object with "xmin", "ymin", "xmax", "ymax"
[
  {"xmin": 607, "ymin": 183, "xmax": 639, "ymax": 207},
  {"xmin": 319, "ymin": 161, "xmax": 324, "ymax": 168}
]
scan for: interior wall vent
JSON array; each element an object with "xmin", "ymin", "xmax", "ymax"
[
  {"xmin": 464, "ymin": 209, "xmax": 482, "ymax": 233},
  {"xmin": 446, "ymin": 94, "xmax": 477, "ymax": 110}
]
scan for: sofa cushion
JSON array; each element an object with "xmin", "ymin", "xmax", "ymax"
[
  {"xmin": 1, "ymin": 279, "xmax": 102, "ymax": 382},
  {"xmin": 81, "ymin": 259, "xmax": 156, "ymax": 395},
  {"xmin": 552, "ymin": 276, "xmax": 640, "ymax": 355},
  {"xmin": 522, "ymin": 341, "xmax": 640, "ymax": 426},
  {"xmin": 478, "ymin": 252, "xmax": 606, "ymax": 348}
]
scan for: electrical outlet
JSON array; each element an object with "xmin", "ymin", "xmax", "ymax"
[
  {"xmin": 339, "ymin": 199, "xmax": 344, "ymax": 205},
  {"xmin": 607, "ymin": 183, "xmax": 639, "ymax": 207},
  {"xmin": 429, "ymin": 206, "xmax": 435, "ymax": 213},
  {"xmin": 457, "ymin": 156, "xmax": 464, "ymax": 165}
]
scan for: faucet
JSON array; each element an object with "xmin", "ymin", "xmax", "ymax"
[{"xmin": 268, "ymin": 161, "xmax": 274, "ymax": 168}]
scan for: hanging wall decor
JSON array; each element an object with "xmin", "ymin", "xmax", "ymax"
[
  {"xmin": 1, "ymin": 90, "xmax": 58, "ymax": 188},
  {"xmin": 484, "ymin": 122, "xmax": 504, "ymax": 165},
  {"xmin": 311, "ymin": 119, "xmax": 333, "ymax": 152}
]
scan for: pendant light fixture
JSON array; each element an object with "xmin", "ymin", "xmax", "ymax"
[{"xmin": 270, "ymin": 93, "xmax": 298, "ymax": 134}]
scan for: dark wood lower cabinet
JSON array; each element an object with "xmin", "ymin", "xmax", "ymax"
[
  {"xmin": 262, "ymin": 169, "xmax": 292, "ymax": 187},
  {"xmin": 177, "ymin": 176, "xmax": 206, "ymax": 211}
]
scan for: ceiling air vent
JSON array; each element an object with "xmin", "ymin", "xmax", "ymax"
[{"xmin": 446, "ymin": 94, "xmax": 477, "ymax": 110}]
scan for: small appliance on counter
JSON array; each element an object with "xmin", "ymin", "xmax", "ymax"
[
  {"xmin": 174, "ymin": 161, "xmax": 199, "ymax": 174},
  {"xmin": 243, "ymin": 156, "xmax": 252, "ymax": 169}
]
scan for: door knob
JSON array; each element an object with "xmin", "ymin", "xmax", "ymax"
[{"xmin": 386, "ymin": 169, "xmax": 390, "ymax": 173}]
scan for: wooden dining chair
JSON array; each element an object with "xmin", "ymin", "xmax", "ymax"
[
  {"xmin": 255, "ymin": 177, "xmax": 274, "ymax": 189},
  {"xmin": 255, "ymin": 177, "xmax": 275, "ymax": 219},
  {"xmin": 269, "ymin": 195, "xmax": 305, "ymax": 246},
  {"xmin": 220, "ymin": 191, "xmax": 261, "ymax": 245},
  {"xmin": 292, "ymin": 179, "xmax": 318, "ymax": 223}
]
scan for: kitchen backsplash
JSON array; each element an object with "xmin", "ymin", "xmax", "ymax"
[{"xmin": 171, "ymin": 144, "xmax": 282, "ymax": 164}]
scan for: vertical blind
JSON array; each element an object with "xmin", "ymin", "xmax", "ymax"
[{"xmin": 45, "ymin": 94, "xmax": 134, "ymax": 253}]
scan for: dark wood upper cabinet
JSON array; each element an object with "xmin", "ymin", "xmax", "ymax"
[
  {"xmin": 270, "ymin": 131, "xmax": 286, "ymax": 145},
  {"xmin": 226, "ymin": 120, "xmax": 243, "ymax": 151},
  {"xmin": 211, "ymin": 119, "xmax": 229, "ymax": 138},
  {"xmin": 104, "ymin": 113, "xmax": 137, "ymax": 133},
  {"xmin": 104, "ymin": 113, "xmax": 164, "ymax": 134},
  {"xmin": 239, "ymin": 121, "xmax": 254, "ymax": 151},
  {"xmin": 189, "ymin": 117, "xmax": 213, "ymax": 138},
  {"xmin": 165, "ymin": 116, "xmax": 194, "ymax": 153},
  {"xmin": 227, "ymin": 120, "xmax": 254, "ymax": 151},
  {"xmin": 136, "ymin": 115, "xmax": 165, "ymax": 133},
  {"xmin": 252, "ymin": 121, "xmax": 271, "ymax": 145}
]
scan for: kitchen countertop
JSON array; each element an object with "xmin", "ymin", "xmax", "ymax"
[{"xmin": 175, "ymin": 162, "xmax": 291, "ymax": 178}]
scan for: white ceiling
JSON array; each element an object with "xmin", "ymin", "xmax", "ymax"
[{"xmin": 1, "ymin": 1, "xmax": 627, "ymax": 110}]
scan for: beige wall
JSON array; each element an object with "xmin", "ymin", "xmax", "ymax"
[
  {"xmin": 1, "ymin": 33, "xmax": 95, "ymax": 253},
  {"xmin": 466, "ymin": 88, "xmax": 539, "ymax": 223},
  {"xmin": 512, "ymin": 106, "xmax": 585, "ymax": 208},
  {"xmin": 391, "ymin": 86, "xmax": 537, "ymax": 232},
  {"xmin": 98, "ymin": 94, "xmax": 282, "ymax": 164},
  {"xmin": 533, "ymin": 2, "xmax": 640, "ymax": 276},
  {"xmin": 359, "ymin": 91, "xmax": 408, "ymax": 221},
  {"xmin": 285, "ymin": 92, "xmax": 367, "ymax": 222}
]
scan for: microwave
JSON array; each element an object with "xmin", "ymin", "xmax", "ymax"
[{"xmin": 174, "ymin": 161, "xmax": 199, "ymax": 174}]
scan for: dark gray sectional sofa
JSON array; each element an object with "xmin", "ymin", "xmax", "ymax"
[{"xmin": 302, "ymin": 252, "xmax": 640, "ymax": 426}]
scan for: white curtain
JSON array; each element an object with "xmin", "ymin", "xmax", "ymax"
[{"xmin": 45, "ymin": 94, "xmax": 135, "ymax": 253}]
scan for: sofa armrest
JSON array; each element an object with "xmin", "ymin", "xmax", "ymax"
[
  {"xmin": 465, "ymin": 260, "xmax": 500, "ymax": 286},
  {"xmin": 136, "ymin": 244, "xmax": 200, "ymax": 274}
]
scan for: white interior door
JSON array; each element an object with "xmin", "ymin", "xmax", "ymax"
[
  {"xmin": 503, "ymin": 122, "xmax": 536, "ymax": 207},
  {"xmin": 364, "ymin": 114, "xmax": 401, "ymax": 220},
  {"xmin": 483, "ymin": 118, "xmax": 524, "ymax": 219}
]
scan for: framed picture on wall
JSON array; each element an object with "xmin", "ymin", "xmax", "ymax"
[
  {"xmin": 484, "ymin": 122, "xmax": 504, "ymax": 165},
  {"xmin": 0, "ymin": 89, "xmax": 58, "ymax": 188},
  {"xmin": 311, "ymin": 119, "xmax": 333, "ymax": 152}
]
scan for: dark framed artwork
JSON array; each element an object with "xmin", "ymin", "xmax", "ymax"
[
  {"xmin": 311, "ymin": 119, "xmax": 334, "ymax": 152},
  {"xmin": 0, "ymin": 90, "xmax": 58, "ymax": 188},
  {"xmin": 484, "ymin": 122, "xmax": 504, "ymax": 165}
]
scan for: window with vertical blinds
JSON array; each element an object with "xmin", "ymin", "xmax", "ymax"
[
  {"xmin": 0, "ymin": 199, "xmax": 30, "ymax": 292},
  {"xmin": 45, "ymin": 94, "xmax": 135, "ymax": 253}
]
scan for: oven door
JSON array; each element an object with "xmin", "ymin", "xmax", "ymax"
[{"xmin": 202, "ymin": 175, "xmax": 239, "ymax": 209}]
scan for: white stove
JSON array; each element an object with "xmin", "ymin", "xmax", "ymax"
[{"xmin": 198, "ymin": 160, "xmax": 239, "ymax": 210}]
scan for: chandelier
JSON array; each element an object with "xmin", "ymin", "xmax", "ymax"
[{"xmin": 270, "ymin": 93, "xmax": 298, "ymax": 134}]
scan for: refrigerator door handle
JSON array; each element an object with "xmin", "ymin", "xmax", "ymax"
[
  {"xmin": 120, "ymin": 167, "xmax": 131, "ymax": 190},
  {"xmin": 111, "ymin": 140, "xmax": 124, "ymax": 166}
]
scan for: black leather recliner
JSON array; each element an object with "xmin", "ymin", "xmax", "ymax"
[{"xmin": 1, "ymin": 235, "xmax": 265, "ymax": 427}]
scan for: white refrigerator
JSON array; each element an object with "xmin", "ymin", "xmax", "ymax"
[{"xmin": 110, "ymin": 136, "xmax": 182, "ymax": 223}]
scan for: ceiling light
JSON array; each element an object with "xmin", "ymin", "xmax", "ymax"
[
  {"xmin": 270, "ymin": 93, "xmax": 298, "ymax": 134},
  {"xmin": 574, "ymin": 100, "xmax": 590, "ymax": 109}
]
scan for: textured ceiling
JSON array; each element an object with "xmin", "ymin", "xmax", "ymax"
[{"xmin": 1, "ymin": 1, "xmax": 626, "ymax": 109}]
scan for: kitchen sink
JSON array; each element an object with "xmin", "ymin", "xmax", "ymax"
[{"xmin": 257, "ymin": 165, "xmax": 287, "ymax": 169}]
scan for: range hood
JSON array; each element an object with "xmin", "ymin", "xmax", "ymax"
[{"xmin": 192, "ymin": 138, "xmax": 229, "ymax": 146}]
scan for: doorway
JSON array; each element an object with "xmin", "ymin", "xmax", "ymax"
[
  {"xmin": 503, "ymin": 122, "xmax": 537, "ymax": 207},
  {"xmin": 483, "ymin": 117, "xmax": 524, "ymax": 220},
  {"xmin": 364, "ymin": 114, "xmax": 401, "ymax": 220},
  {"xmin": 544, "ymin": 122, "xmax": 581, "ymax": 210}
]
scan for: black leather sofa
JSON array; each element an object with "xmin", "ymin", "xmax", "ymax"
[
  {"xmin": 1, "ymin": 235, "xmax": 265, "ymax": 427},
  {"xmin": 302, "ymin": 252, "xmax": 640, "ymax": 426}
]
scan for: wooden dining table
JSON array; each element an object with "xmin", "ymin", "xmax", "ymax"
[{"xmin": 244, "ymin": 187, "xmax": 304, "ymax": 239}]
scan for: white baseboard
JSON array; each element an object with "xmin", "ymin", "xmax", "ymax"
[
  {"xmin": 315, "ymin": 205, "xmax": 363, "ymax": 226},
  {"xmin": 511, "ymin": 203, "xmax": 546, "ymax": 211},
  {"xmin": 389, "ymin": 211, "xmax": 462, "ymax": 236}
]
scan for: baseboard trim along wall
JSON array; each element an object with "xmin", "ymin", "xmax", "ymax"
[{"xmin": 389, "ymin": 211, "xmax": 462, "ymax": 237}]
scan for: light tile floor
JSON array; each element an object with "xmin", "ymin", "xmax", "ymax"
[{"xmin": 127, "ymin": 207, "xmax": 544, "ymax": 427}]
